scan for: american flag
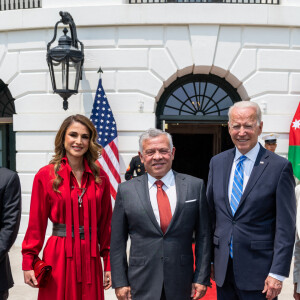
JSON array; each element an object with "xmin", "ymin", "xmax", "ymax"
[{"xmin": 90, "ymin": 78, "xmax": 121, "ymax": 203}]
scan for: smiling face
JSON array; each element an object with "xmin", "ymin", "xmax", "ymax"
[
  {"xmin": 228, "ymin": 106, "xmax": 263, "ymax": 155},
  {"xmin": 139, "ymin": 134, "xmax": 175, "ymax": 179},
  {"xmin": 64, "ymin": 121, "xmax": 90, "ymax": 160}
]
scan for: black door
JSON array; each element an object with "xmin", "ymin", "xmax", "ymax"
[
  {"xmin": 0, "ymin": 123, "xmax": 16, "ymax": 170},
  {"xmin": 166, "ymin": 123, "xmax": 233, "ymax": 184}
]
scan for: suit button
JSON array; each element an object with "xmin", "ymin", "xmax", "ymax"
[
  {"xmin": 161, "ymin": 257, "xmax": 164, "ymax": 260},
  {"xmin": 232, "ymin": 221, "xmax": 236, "ymax": 225}
]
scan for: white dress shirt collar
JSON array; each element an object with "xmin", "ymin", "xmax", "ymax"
[
  {"xmin": 147, "ymin": 169, "xmax": 174, "ymax": 188},
  {"xmin": 234, "ymin": 142, "xmax": 260, "ymax": 163}
]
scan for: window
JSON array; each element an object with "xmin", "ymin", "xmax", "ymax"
[
  {"xmin": 156, "ymin": 73, "xmax": 241, "ymax": 126},
  {"xmin": 130, "ymin": 0, "xmax": 279, "ymax": 4},
  {"xmin": 0, "ymin": 79, "xmax": 16, "ymax": 170}
]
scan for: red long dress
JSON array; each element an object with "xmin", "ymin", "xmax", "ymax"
[{"xmin": 22, "ymin": 157, "xmax": 112, "ymax": 300}]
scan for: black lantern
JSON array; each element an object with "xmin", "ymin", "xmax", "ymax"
[{"xmin": 47, "ymin": 11, "xmax": 84, "ymax": 110}]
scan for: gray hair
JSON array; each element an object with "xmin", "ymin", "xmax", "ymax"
[
  {"xmin": 228, "ymin": 101, "xmax": 262, "ymax": 125},
  {"xmin": 139, "ymin": 128, "xmax": 173, "ymax": 153}
]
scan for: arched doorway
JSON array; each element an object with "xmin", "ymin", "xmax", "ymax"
[
  {"xmin": 0, "ymin": 79, "xmax": 16, "ymax": 170},
  {"xmin": 156, "ymin": 73, "xmax": 241, "ymax": 183}
]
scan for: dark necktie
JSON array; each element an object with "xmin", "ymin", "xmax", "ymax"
[{"xmin": 155, "ymin": 180, "xmax": 172, "ymax": 234}]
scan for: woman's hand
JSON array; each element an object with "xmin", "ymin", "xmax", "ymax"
[
  {"xmin": 103, "ymin": 271, "xmax": 112, "ymax": 290},
  {"xmin": 23, "ymin": 270, "xmax": 38, "ymax": 288}
]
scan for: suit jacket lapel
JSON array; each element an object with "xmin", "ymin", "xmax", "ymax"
[
  {"xmin": 135, "ymin": 174, "xmax": 162, "ymax": 234},
  {"xmin": 237, "ymin": 145, "xmax": 269, "ymax": 211},
  {"xmin": 165, "ymin": 171, "xmax": 187, "ymax": 234},
  {"xmin": 224, "ymin": 149, "xmax": 235, "ymax": 217}
]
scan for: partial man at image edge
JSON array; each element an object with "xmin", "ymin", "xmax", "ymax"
[
  {"xmin": 0, "ymin": 167, "xmax": 21, "ymax": 300},
  {"xmin": 207, "ymin": 101, "xmax": 296, "ymax": 300},
  {"xmin": 110, "ymin": 128, "xmax": 212, "ymax": 300},
  {"xmin": 293, "ymin": 181, "xmax": 300, "ymax": 300},
  {"xmin": 262, "ymin": 133, "xmax": 279, "ymax": 153}
]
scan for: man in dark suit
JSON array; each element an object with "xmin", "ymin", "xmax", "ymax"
[
  {"xmin": 0, "ymin": 167, "xmax": 21, "ymax": 300},
  {"xmin": 207, "ymin": 101, "xmax": 296, "ymax": 300},
  {"xmin": 111, "ymin": 128, "xmax": 211, "ymax": 300},
  {"xmin": 124, "ymin": 155, "xmax": 145, "ymax": 181}
]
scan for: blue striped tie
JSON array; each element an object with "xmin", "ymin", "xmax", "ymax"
[{"xmin": 230, "ymin": 155, "xmax": 247, "ymax": 258}]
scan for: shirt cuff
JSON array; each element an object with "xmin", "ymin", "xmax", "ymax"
[
  {"xmin": 294, "ymin": 270, "xmax": 300, "ymax": 283},
  {"xmin": 268, "ymin": 273, "xmax": 286, "ymax": 282},
  {"xmin": 297, "ymin": 283, "xmax": 300, "ymax": 294}
]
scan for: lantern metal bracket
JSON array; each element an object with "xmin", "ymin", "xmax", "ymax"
[{"xmin": 47, "ymin": 11, "xmax": 83, "ymax": 52}]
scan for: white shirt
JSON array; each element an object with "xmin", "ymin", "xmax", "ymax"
[
  {"xmin": 228, "ymin": 143, "xmax": 285, "ymax": 282},
  {"xmin": 147, "ymin": 170, "xmax": 177, "ymax": 226}
]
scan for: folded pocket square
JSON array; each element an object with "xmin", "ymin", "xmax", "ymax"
[{"xmin": 185, "ymin": 199, "xmax": 197, "ymax": 203}]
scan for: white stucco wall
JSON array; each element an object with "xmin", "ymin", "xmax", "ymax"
[{"xmin": 0, "ymin": 2, "xmax": 300, "ymax": 244}]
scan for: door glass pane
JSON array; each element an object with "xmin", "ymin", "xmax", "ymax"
[{"xmin": 160, "ymin": 75, "xmax": 240, "ymax": 118}]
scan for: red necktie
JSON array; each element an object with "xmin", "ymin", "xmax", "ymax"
[{"xmin": 155, "ymin": 180, "xmax": 172, "ymax": 233}]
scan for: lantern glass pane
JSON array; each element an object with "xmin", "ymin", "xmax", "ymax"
[
  {"xmin": 69, "ymin": 60, "xmax": 81, "ymax": 91},
  {"xmin": 52, "ymin": 60, "xmax": 68, "ymax": 90}
]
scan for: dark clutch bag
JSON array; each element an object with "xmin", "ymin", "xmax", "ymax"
[{"xmin": 33, "ymin": 257, "xmax": 52, "ymax": 287}]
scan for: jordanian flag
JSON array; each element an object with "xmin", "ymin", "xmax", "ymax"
[{"xmin": 288, "ymin": 101, "xmax": 300, "ymax": 180}]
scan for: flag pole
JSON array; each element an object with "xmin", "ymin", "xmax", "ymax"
[{"xmin": 97, "ymin": 67, "xmax": 103, "ymax": 78}]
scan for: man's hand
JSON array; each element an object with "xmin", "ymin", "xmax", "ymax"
[
  {"xmin": 294, "ymin": 283, "xmax": 300, "ymax": 300},
  {"xmin": 23, "ymin": 270, "xmax": 38, "ymax": 288},
  {"xmin": 262, "ymin": 276, "xmax": 282, "ymax": 299},
  {"xmin": 103, "ymin": 271, "xmax": 112, "ymax": 290},
  {"xmin": 115, "ymin": 286, "xmax": 132, "ymax": 300},
  {"xmin": 191, "ymin": 283, "xmax": 207, "ymax": 299}
]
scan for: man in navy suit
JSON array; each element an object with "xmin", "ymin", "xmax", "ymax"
[{"xmin": 207, "ymin": 101, "xmax": 296, "ymax": 300}]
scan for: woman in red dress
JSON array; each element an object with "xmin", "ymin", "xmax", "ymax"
[{"xmin": 22, "ymin": 114, "xmax": 112, "ymax": 300}]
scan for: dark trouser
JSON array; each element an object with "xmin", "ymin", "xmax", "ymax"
[
  {"xmin": 161, "ymin": 285, "xmax": 166, "ymax": 300},
  {"xmin": 0, "ymin": 290, "xmax": 8, "ymax": 300},
  {"xmin": 217, "ymin": 258, "xmax": 277, "ymax": 300}
]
